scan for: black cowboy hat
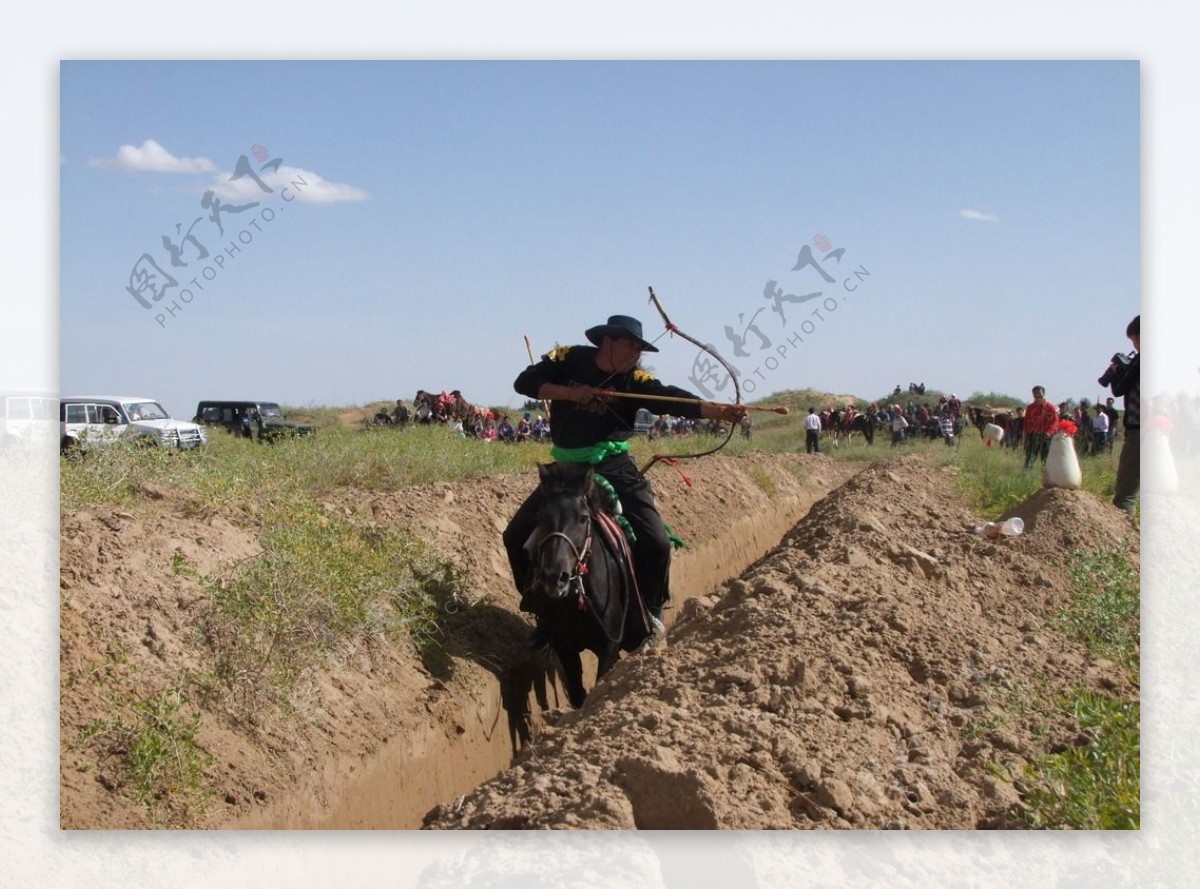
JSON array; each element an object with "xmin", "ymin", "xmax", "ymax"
[{"xmin": 584, "ymin": 314, "xmax": 659, "ymax": 352}]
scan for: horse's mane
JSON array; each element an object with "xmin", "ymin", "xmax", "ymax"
[{"xmin": 538, "ymin": 462, "xmax": 604, "ymax": 513}]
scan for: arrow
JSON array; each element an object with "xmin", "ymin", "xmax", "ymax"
[{"xmin": 594, "ymin": 389, "xmax": 789, "ymax": 414}]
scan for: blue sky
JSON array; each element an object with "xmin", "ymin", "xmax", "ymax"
[{"xmin": 60, "ymin": 60, "xmax": 1140, "ymax": 418}]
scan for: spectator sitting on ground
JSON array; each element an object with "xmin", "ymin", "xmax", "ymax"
[{"xmin": 497, "ymin": 414, "xmax": 516, "ymax": 442}]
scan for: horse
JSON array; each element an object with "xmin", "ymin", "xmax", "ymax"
[
  {"xmin": 839, "ymin": 412, "xmax": 876, "ymax": 445},
  {"xmin": 969, "ymin": 405, "xmax": 1014, "ymax": 439},
  {"xmin": 525, "ymin": 462, "xmax": 650, "ymax": 708},
  {"xmin": 413, "ymin": 390, "xmax": 437, "ymax": 424},
  {"xmin": 441, "ymin": 389, "xmax": 473, "ymax": 423}
]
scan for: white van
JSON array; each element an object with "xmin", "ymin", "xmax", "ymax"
[{"xmin": 60, "ymin": 396, "xmax": 208, "ymax": 454}]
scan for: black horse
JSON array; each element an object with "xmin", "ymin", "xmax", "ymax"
[
  {"xmin": 526, "ymin": 462, "xmax": 649, "ymax": 708},
  {"xmin": 838, "ymin": 413, "xmax": 876, "ymax": 445}
]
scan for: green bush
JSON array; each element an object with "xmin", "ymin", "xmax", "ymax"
[
  {"xmin": 191, "ymin": 494, "xmax": 468, "ymax": 716},
  {"xmin": 77, "ymin": 685, "xmax": 213, "ymax": 826}
]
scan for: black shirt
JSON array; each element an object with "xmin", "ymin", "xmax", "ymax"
[
  {"xmin": 514, "ymin": 344, "xmax": 703, "ymax": 448},
  {"xmin": 1111, "ymin": 353, "xmax": 1140, "ymax": 429}
]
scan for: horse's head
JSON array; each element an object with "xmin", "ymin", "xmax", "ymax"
[{"xmin": 528, "ymin": 462, "xmax": 596, "ymax": 601}]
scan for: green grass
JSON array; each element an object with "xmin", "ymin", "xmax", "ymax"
[
  {"xmin": 1019, "ymin": 691, "xmax": 1140, "ymax": 829},
  {"xmin": 76, "ymin": 684, "xmax": 214, "ymax": 826},
  {"xmin": 1015, "ymin": 544, "xmax": 1140, "ymax": 829},
  {"xmin": 183, "ymin": 494, "xmax": 469, "ymax": 717},
  {"xmin": 60, "ymin": 423, "xmax": 546, "ymax": 512},
  {"xmin": 1060, "ymin": 545, "xmax": 1141, "ymax": 667},
  {"xmin": 934, "ymin": 431, "xmax": 1121, "ymax": 516}
]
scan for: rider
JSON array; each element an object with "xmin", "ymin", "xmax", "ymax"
[{"xmin": 503, "ymin": 314, "xmax": 745, "ymax": 645}]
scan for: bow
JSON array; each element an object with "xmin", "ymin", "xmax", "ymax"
[{"xmin": 642, "ymin": 285, "xmax": 743, "ymax": 473}]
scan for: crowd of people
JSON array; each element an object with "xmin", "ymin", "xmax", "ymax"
[
  {"xmin": 370, "ymin": 395, "xmax": 554, "ymax": 443},
  {"xmin": 804, "ymin": 395, "xmax": 968, "ymax": 452},
  {"xmin": 808, "ymin": 387, "xmax": 1130, "ymax": 461},
  {"xmin": 369, "ymin": 320, "xmax": 1144, "ymax": 520},
  {"xmin": 368, "ymin": 388, "xmax": 749, "ymax": 445},
  {"xmin": 832, "ymin": 315, "xmax": 1142, "ymax": 515}
]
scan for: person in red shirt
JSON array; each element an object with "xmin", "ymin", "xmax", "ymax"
[{"xmin": 1023, "ymin": 385, "xmax": 1059, "ymax": 469}]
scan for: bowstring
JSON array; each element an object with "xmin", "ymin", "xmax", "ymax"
[{"xmin": 640, "ymin": 286, "xmax": 741, "ymax": 473}]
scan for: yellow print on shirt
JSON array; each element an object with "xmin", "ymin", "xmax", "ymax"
[
  {"xmin": 631, "ymin": 369, "xmax": 657, "ymax": 385},
  {"xmin": 544, "ymin": 345, "xmax": 573, "ymax": 362}
]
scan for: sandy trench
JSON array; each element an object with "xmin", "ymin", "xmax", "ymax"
[{"xmin": 58, "ymin": 451, "xmax": 1138, "ymax": 830}]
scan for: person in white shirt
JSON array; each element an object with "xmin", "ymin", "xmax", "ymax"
[
  {"xmin": 804, "ymin": 407, "xmax": 822, "ymax": 453},
  {"xmin": 1091, "ymin": 403, "xmax": 1110, "ymax": 456},
  {"xmin": 890, "ymin": 404, "xmax": 909, "ymax": 447}
]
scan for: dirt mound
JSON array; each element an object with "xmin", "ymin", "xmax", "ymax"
[
  {"xmin": 59, "ymin": 451, "xmax": 851, "ymax": 829},
  {"xmin": 424, "ymin": 457, "xmax": 1138, "ymax": 829}
]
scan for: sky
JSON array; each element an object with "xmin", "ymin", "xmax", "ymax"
[{"xmin": 59, "ymin": 60, "xmax": 1141, "ymax": 419}]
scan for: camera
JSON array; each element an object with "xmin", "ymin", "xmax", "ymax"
[{"xmin": 1098, "ymin": 352, "xmax": 1132, "ymax": 388}]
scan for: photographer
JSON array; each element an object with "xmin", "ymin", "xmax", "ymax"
[{"xmin": 1101, "ymin": 314, "xmax": 1140, "ymax": 514}]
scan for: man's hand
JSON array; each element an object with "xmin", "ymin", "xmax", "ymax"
[
  {"xmin": 570, "ymin": 385, "xmax": 603, "ymax": 406},
  {"xmin": 537, "ymin": 383, "xmax": 603, "ymax": 406}
]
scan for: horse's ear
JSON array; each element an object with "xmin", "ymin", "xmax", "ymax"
[
  {"xmin": 580, "ymin": 465, "xmax": 595, "ymax": 487},
  {"xmin": 538, "ymin": 462, "xmax": 553, "ymax": 483}
]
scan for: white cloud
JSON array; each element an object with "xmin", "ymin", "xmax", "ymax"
[
  {"xmin": 88, "ymin": 139, "xmax": 217, "ymax": 173},
  {"xmin": 959, "ymin": 208, "xmax": 1000, "ymax": 223},
  {"xmin": 207, "ymin": 163, "xmax": 368, "ymax": 204},
  {"xmin": 87, "ymin": 140, "xmax": 367, "ymax": 204}
]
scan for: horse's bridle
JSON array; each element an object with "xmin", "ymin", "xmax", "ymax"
[{"xmin": 535, "ymin": 515, "xmax": 593, "ymax": 604}]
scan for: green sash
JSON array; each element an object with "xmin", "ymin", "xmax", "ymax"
[{"xmin": 549, "ymin": 439, "xmax": 630, "ymax": 464}]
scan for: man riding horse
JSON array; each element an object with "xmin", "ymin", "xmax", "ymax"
[{"xmin": 503, "ymin": 314, "xmax": 746, "ymax": 646}]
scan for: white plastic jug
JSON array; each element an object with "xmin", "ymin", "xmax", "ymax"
[
  {"xmin": 1043, "ymin": 431, "xmax": 1082, "ymax": 489},
  {"xmin": 982, "ymin": 423, "xmax": 1004, "ymax": 447}
]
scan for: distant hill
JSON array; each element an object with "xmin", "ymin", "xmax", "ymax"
[
  {"xmin": 872, "ymin": 388, "xmax": 1025, "ymax": 410},
  {"xmin": 759, "ymin": 388, "xmax": 865, "ymax": 412},
  {"xmin": 760, "ymin": 387, "xmax": 1026, "ymax": 413}
]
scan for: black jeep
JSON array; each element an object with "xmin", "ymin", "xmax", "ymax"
[{"xmin": 193, "ymin": 400, "xmax": 316, "ymax": 442}]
